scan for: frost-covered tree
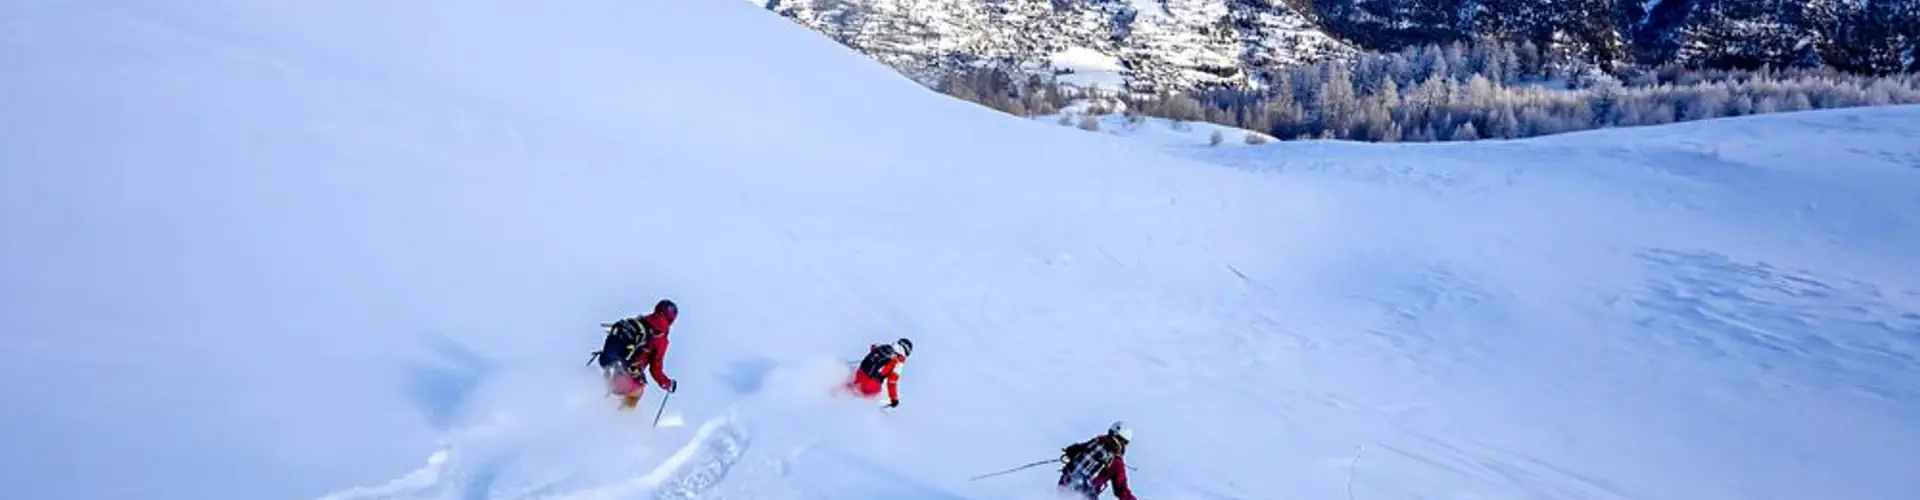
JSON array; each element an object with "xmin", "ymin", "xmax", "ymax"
[
  {"xmin": 1451, "ymin": 122, "xmax": 1480, "ymax": 141},
  {"xmin": 1101, "ymin": 38, "xmax": 1920, "ymax": 144}
]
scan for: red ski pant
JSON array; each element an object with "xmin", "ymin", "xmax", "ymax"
[
  {"xmin": 847, "ymin": 372, "xmax": 884, "ymax": 398},
  {"xmin": 608, "ymin": 371, "xmax": 644, "ymax": 396}
]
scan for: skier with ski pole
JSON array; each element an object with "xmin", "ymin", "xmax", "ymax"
[
  {"xmin": 842, "ymin": 338, "xmax": 911, "ymax": 411},
  {"xmin": 1057, "ymin": 421, "xmax": 1139, "ymax": 500},
  {"xmin": 969, "ymin": 422, "xmax": 1142, "ymax": 499},
  {"xmin": 589, "ymin": 299, "xmax": 680, "ymax": 410}
]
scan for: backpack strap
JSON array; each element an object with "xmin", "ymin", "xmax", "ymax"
[{"xmin": 629, "ymin": 317, "xmax": 658, "ymax": 351}]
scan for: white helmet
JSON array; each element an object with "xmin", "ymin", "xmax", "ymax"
[{"xmin": 1108, "ymin": 421, "xmax": 1133, "ymax": 443}]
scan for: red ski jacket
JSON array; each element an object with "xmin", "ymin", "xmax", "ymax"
[{"xmin": 632, "ymin": 312, "xmax": 675, "ymax": 389}]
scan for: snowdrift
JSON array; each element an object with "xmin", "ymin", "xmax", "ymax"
[
  {"xmin": 1035, "ymin": 101, "xmax": 1280, "ymax": 150},
  {"xmin": 3, "ymin": 1, "xmax": 1916, "ymax": 500}
]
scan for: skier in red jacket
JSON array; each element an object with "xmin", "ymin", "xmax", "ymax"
[
  {"xmin": 596, "ymin": 299, "xmax": 679, "ymax": 409},
  {"xmin": 1058, "ymin": 422, "xmax": 1138, "ymax": 500},
  {"xmin": 845, "ymin": 338, "xmax": 911, "ymax": 409}
]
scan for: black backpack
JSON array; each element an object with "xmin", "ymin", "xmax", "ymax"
[
  {"xmin": 1060, "ymin": 437, "xmax": 1117, "ymax": 487},
  {"xmin": 856, "ymin": 344, "xmax": 897, "ymax": 380},
  {"xmin": 593, "ymin": 317, "xmax": 657, "ymax": 369}
]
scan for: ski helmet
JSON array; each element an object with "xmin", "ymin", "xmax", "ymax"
[
  {"xmin": 654, "ymin": 299, "xmax": 678, "ymax": 323},
  {"xmin": 1108, "ymin": 421, "xmax": 1133, "ymax": 443},
  {"xmin": 894, "ymin": 338, "xmax": 913, "ymax": 357}
]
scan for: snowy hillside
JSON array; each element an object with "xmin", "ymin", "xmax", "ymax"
[
  {"xmin": 764, "ymin": 0, "xmax": 1919, "ymax": 94},
  {"xmin": 5, "ymin": 3, "xmax": 1920, "ymax": 500},
  {"xmin": 1036, "ymin": 102, "xmax": 1279, "ymax": 149},
  {"xmin": 763, "ymin": 0, "xmax": 1355, "ymax": 92}
]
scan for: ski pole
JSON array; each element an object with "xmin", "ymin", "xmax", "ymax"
[
  {"xmin": 1347, "ymin": 444, "xmax": 1365, "ymax": 500},
  {"xmin": 652, "ymin": 391, "xmax": 672, "ymax": 427},
  {"xmin": 968, "ymin": 459, "xmax": 1057, "ymax": 481}
]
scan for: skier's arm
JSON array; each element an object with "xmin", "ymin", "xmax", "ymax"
[
  {"xmin": 885, "ymin": 363, "xmax": 901, "ymax": 404},
  {"xmin": 646, "ymin": 337, "xmax": 675, "ymax": 390},
  {"xmin": 883, "ymin": 369, "xmax": 898, "ymax": 403}
]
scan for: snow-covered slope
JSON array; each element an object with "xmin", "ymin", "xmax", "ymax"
[
  {"xmin": 4, "ymin": 3, "xmax": 1919, "ymax": 500},
  {"xmin": 1036, "ymin": 102, "xmax": 1280, "ymax": 148}
]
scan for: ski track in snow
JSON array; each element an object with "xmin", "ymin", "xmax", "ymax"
[
  {"xmin": 316, "ymin": 394, "xmax": 755, "ymax": 500},
  {"xmin": 540, "ymin": 411, "xmax": 752, "ymax": 500}
]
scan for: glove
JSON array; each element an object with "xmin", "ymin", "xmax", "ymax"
[{"xmin": 661, "ymin": 379, "xmax": 677, "ymax": 393}]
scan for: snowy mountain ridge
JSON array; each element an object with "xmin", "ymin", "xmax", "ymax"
[
  {"xmin": 762, "ymin": 0, "xmax": 1919, "ymax": 94},
  {"xmin": 764, "ymin": 0, "xmax": 1357, "ymax": 93}
]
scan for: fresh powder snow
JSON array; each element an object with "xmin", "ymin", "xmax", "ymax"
[
  {"xmin": 1035, "ymin": 101, "xmax": 1280, "ymax": 149},
  {"xmin": 3, "ymin": 2, "xmax": 1917, "ymax": 500}
]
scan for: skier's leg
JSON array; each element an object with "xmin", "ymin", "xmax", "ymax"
[
  {"xmin": 603, "ymin": 369, "xmax": 623, "ymax": 395},
  {"xmin": 605, "ymin": 363, "xmax": 644, "ymax": 409},
  {"xmin": 1057, "ymin": 467, "xmax": 1096, "ymax": 499},
  {"xmin": 1055, "ymin": 482, "xmax": 1094, "ymax": 500},
  {"xmin": 856, "ymin": 377, "xmax": 883, "ymax": 398},
  {"xmin": 618, "ymin": 376, "xmax": 644, "ymax": 409}
]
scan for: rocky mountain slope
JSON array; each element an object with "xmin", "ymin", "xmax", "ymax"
[
  {"xmin": 762, "ymin": 0, "xmax": 1917, "ymax": 93},
  {"xmin": 763, "ymin": 0, "xmax": 1356, "ymax": 93}
]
